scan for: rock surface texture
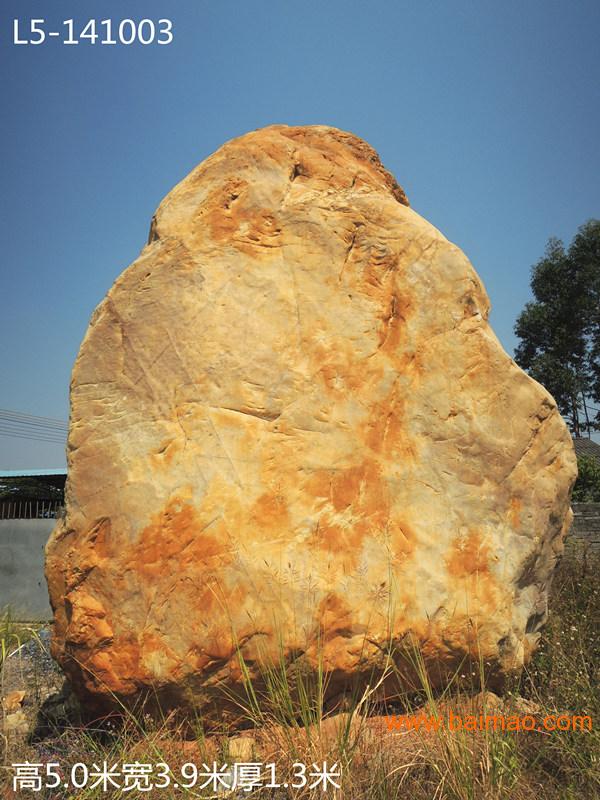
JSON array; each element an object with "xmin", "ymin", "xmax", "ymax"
[{"xmin": 46, "ymin": 125, "xmax": 577, "ymax": 722}]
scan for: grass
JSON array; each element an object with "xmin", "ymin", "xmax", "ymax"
[
  {"xmin": 0, "ymin": 610, "xmax": 40, "ymax": 671},
  {"xmin": 1, "ymin": 544, "xmax": 599, "ymax": 799}
]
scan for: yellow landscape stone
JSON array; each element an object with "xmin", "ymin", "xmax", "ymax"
[{"xmin": 45, "ymin": 125, "xmax": 576, "ymax": 723}]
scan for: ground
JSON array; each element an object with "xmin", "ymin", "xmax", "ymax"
[{"xmin": 1, "ymin": 542, "xmax": 598, "ymax": 799}]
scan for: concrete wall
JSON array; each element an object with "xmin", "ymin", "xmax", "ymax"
[{"xmin": 0, "ymin": 519, "xmax": 54, "ymax": 620}]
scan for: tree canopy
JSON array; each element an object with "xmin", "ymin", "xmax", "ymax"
[{"xmin": 514, "ymin": 219, "xmax": 600, "ymax": 436}]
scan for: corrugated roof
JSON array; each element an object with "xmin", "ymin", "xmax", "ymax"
[
  {"xmin": 0, "ymin": 469, "xmax": 67, "ymax": 478},
  {"xmin": 573, "ymin": 438, "xmax": 600, "ymax": 462}
]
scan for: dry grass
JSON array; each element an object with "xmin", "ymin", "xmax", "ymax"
[{"xmin": 1, "ymin": 545, "xmax": 598, "ymax": 799}]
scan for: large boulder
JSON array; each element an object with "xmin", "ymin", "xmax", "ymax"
[{"xmin": 46, "ymin": 125, "xmax": 576, "ymax": 723}]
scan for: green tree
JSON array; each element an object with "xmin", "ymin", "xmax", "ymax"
[
  {"xmin": 572, "ymin": 455, "xmax": 600, "ymax": 502},
  {"xmin": 514, "ymin": 219, "xmax": 600, "ymax": 436}
]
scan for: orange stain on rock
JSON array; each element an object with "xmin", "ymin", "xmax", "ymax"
[
  {"xmin": 317, "ymin": 359, "xmax": 367, "ymax": 395},
  {"xmin": 377, "ymin": 291, "xmax": 411, "ymax": 353},
  {"xmin": 443, "ymin": 529, "xmax": 509, "ymax": 645},
  {"xmin": 88, "ymin": 638, "xmax": 145, "ymax": 694},
  {"xmin": 304, "ymin": 460, "xmax": 390, "ymax": 523},
  {"xmin": 278, "ymin": 126, "xmax": 409, "ymax": 205},
  {"xmin": 330, "ymin": 465, "xmax": 364, "ymax": 512},
  {"xmin": 314, "ymin": 514, "xmax": 364, "ymax": 558},
  {"xmin": 508, "ymin": 497, "xmax": 522, "ymax": 529},
  {"xmin": 341, "ymin": 460, "xmax": 390, "ymax": 524},
  {"xmin": 303, "ymin": 460, "xmax": 391, "ymax": 570},
  {"xmin": 250, "ymin": 491, "xmax": 290, "ymax": 536},
  {"xmin": 364, "ymin": 394, "xmax": 413, "ymax": 460},
  {"xmin": 150, "ymin": 437, "xmax": 183, "ymax": 469},
  {"xmin": 447, "ymin": 531, "xmax": 491, "ymax": 578},
  {"xmin": 136, "ymin": 498, "xmax": 229, "ymax": 579},
  {"xmin": 204, "ymin": 178, "xmax": 282, "ymax": 255},
  {"xmin": 318, "ymin": 593, "xmax": 356, "ymax": 639},
  {"xmin": 391, "ymin": 517, "xmax": 417, "ymax": 557}
]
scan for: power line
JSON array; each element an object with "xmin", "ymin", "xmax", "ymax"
[
  {"xmin": 0, "ymin": 408, "xmax": 68, "ymax": 445},
  {"xmin": 0, "ymin": 429, "xmax": 66, "ymax": 445},
  {"xmin": 0, "ymin": 419, "xmax": 66, "ymax": 434},
  {"xmin": 0, "ymin": 418, "xmax": 68, "ymax": 436},
  {"xmin": 0, "ymin": 421, "xmax": 65, "ymax": 434},
  {"xmin": 0, "ymin": 410, "xmax": 67, "ymax": 432},
  {"xmin": 0, "ymin": 414, "xmax": 67, "ymax": 436},
  {"xmin": 0, "ymin": 408, "xmax": 68, "ymax": 427}
]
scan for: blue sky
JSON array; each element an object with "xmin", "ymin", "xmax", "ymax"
[{"xmin": 1, "ymin": 0, "xmax": 598, "ymax": 468}]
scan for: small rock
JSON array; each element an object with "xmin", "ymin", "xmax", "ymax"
[
  {"xmin": 4, "ymin": 710, "xmax": 29, "ymax": 736},
  {"xmin": 2, "ymin": 690, "xmax": 26, "ymax": 714},
  {"xmin": 228, "ymin": 735, "xmax": 255, "ymax": 761},
  {"xmin": 512, "ymin": 696, "xmax": 542, "ymax": 716}
]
